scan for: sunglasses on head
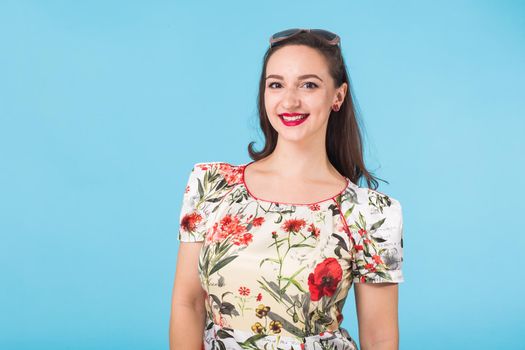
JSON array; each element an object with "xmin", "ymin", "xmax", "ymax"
[{"xmin": 269, "ymin": 28, "xmax": 341, "ymax": 48}]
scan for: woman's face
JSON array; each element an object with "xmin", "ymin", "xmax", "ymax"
[{"xmin": 264, "ymin": 44, "xmax": 347, "ymax": 144}]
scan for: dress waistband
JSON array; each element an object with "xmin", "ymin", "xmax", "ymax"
[{"xmin": 203, "ymin": 318, "xmax": 359, "ymax": 350}]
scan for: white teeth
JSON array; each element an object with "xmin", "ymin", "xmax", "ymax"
[{"xmin": 282, "ymin": 114, "xmax": 308, "ymax": 121}]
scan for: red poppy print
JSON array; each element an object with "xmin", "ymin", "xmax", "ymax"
[
  {"xmin": 307, "ymin": 257, "xmax": 343, "ymax": 301},
  {"xmin": 372, "ymin": 254, "xmax": 383, "ymax": 264},
  {"xmin": 307, "ymin": 223, "xmax": 320, "ymax": 238},
  {"xmin": 206, "ymin": 213, "xmax": 253, "ymax": 246},
  {"xmin": 282, "ymin": 218, "xmax": 307, "ymax": 233},
  {"xmin": 233, "ymin": 233, "xmax": 253, "ymax": 246},
  {"xmin": 180, "ymin": 212, "xmax": 203, "ymax": 232},
  {"xmin": 252, "ymin": 217, "xmax": 265, "ymax": 226},
  {"xmin": 308, "ymin": 203, "xmax": 321, "ymax": 211},
  {"xmin": 238, "ymin": 286, "xmax": 250, "ymax": 296},
  {"xmin": 218, "ymin": 163, "xmax": 244, "ymax": 185},
  {"xmin": 364, "ymin": 263, "xmax": 376, "ymax": 272},
  {"xmin": 196, "ymin": 164, "xmax": 210, "ymax": 171}
]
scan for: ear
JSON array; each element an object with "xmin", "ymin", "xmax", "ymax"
[{"xmin": 334, "ymin": 82, "xmax": 348, "ymax": 104}]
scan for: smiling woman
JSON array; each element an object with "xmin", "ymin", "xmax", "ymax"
[{"xmin": 170, "ymin": 28, "xmax": 404, "ymax": 350}]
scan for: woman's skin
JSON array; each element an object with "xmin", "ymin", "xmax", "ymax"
[
  {"xmin": 169, "ymin": 44, "xmax": 399, "ymax": 350},
  {"xmin": 170, "ymin": 242, "xmax": 206, "ymax": 350}
]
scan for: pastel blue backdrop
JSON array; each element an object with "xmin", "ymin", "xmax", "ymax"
[{"xmin": 1, "ymin": 1, "xmax": 523, "ymax": 349}]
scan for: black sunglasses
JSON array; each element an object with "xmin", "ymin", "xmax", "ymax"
[{"xmin": 269, "ymin": 28, "xmax": 341, "ymax": 48}]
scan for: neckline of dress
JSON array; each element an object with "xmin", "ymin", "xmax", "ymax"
[{"xmin": 240, "ymin": 161, "xmax": 352, "ymax": 207}]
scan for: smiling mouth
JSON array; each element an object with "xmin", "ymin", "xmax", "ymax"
[{"xmin": 279, "ymin": 113, "xmax": 309, "ymax": 121}]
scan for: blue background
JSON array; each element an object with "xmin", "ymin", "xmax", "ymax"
[{"xmin": 1, "ymin": 1, "xmax": 524, "ymax": 349}]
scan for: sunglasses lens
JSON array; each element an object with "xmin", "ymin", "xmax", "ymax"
[
  {"xmin": 271, "ymin": 28, "xmax": 301, "ymax": 39},
  {"xmin": 270, "ymin": 28, "xmax": 339, "ymax": 48},
  {"xmin": 311, "ymin": 29, "xmax": 338, "ymax": 41}
]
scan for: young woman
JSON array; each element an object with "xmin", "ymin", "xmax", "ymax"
[{"xmin": 170, "ymin": 28, "xmax": 404, "ymax": 350}]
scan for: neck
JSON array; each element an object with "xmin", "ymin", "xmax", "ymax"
[{"xmin": 260, "ymin": 135, "xmax": 339, "ymax": 181}]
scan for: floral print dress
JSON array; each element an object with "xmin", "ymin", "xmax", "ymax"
[{"xmin": 178, "ymin": 161, "xmax": 404, "ymax": 350}]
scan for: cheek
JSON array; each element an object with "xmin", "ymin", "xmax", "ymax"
[
  {"xmin": 264, "ymin": 93, "xmax": 277, "ymax": 109},
  {"xmin": 308, "ymin": 94, "xmax": 330, "ymax": 108},
  {"xmin": 264, "ymin": 97, "xmax": 280, "ymax": 121}
]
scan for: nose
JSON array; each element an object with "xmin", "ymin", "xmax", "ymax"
[{"xmin": 281, "ymin": 87, "xmax": 301, "ymax": 110}]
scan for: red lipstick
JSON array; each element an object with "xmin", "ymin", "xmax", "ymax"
[{"xmin": 278, "ymin": 112, "xmax": 309, "ymax": 126}]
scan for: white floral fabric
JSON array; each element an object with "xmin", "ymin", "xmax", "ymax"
[{"xmin": 178, "ymin": 161, "xmax": 404, "ymax": 350}]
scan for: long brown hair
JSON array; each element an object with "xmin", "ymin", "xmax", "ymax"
[{"xmin": 247, "ymin": 31, "xmax": 386, "ymax": 190}]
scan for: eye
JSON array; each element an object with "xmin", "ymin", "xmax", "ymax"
[
  {"xmin": 303, "ymin": 81, "xmax": 318, "ymax": 89},
  {"xmin": 267, "ymin": 81, "xmax": 318, "ymax": 89}
]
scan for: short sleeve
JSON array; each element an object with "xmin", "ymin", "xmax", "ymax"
[
  {"xmin": 351, "ymin": 195, "xmax": 404, "ymax": 283},
  {"xmin": 177, "ymin": 163, "xmax": 208, "ymax": 242}
]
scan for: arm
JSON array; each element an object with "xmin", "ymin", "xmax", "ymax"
[
  {"xmin": 354, "ymin": 282, "xmax": 399, "ymax": 350},
  {"xmin": 169, "ymin": 242, "xmax": 206, "ymax": 350}
]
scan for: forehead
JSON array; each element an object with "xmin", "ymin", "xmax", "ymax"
[{"xmin": 266, "ymin": 45, "xmax": 329, "ymax": 77}]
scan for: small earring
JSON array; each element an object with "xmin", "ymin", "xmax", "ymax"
[{"xmin": 332, "ymin": 104, "xmax": 340, "ymax": 112}]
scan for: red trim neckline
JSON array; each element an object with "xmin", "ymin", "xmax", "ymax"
[{"xmin": 241, "ymin": 160, "xmax": 350, "ymax": 206}]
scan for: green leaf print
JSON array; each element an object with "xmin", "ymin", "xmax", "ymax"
[
  {"xmin": 222, "ymin": 291, "xmax": 233, "ymax": 299},
  {"xmin": 216, "ymin": 340, "xmax": 227, "ymax": 350},
  {"xmin": 215, "ymin": 177, "xmax": 228, "ymax": 192},
  {"xmin": 203, "ymin": 168, "xmax": 209, "ymax": 184},
  {"xmin": 226, "ymin": 187, "xmax": 247, "ymax": 205},
  {"xmin": 219, "ymin": 301, "xmax": 237, "ymax": 316},
  {"xmin": 344, "ymin": 204, "xmax": 355, "ymax": 219},
  {"xmin": 331, "ymin": 233, "xmax": 349, "ymax": 252},
  {"xmin": 302, "ymin": 294, "xmax": 311, "ymax": 326},
  {"xmin": 258, "ymin": 276, "xmax": 294, "ymax": 304},
  {"xmin": 289, "ymin": 243, "xmax": 316, "ymax": 249},
  {"xmin": 334, "ymin": 245, "xmax": 342, "ymax": 259},
  {"xmin": 371, "ymin": 236, "xmax": 387, "ymax": 243},
  {"xmin": 200, "ymin": 244, "xmax": 210, "ymax": 274},
  {"xmin": 281, "ymin": 266, "xmax": 308, "ymax": 293},
  {"xmin": 314, "ymin": 308, "xmax": 333, "ymax": 325},
  {"xmin": 368, "ymin": 190, "xmax": 392, "ymax": 214},
  {"xmin": 363, "ymin": 242, "xmax": 370, "ymax": 256},
  {"xmin": 374, "ymin": 270, "xmax": 392, "ymax": 281},
  {"xmin": 358, "ymin": 211, "xmax": 366, "ymax": 229},
  {"xmin": 328, "ymin": 203, "xmax": 340, "ymax": 216},
  {"xmin": 198, "ymin": 175, "xmax": 205, "ymax": 198},
  {"xmin": 282, "ymin": 277, "xmax": 307, "ymax": 293},
  {"xmin": 258, "ymin": 279, "xmax": 281, "ymax": 302},
  {"xmin": 209, "ymin": 255, "xmax": 239, "ymax": 275},
  {"xmin": 210, "ymin": 293, "xmax": 221, "ymax": 308},
  {"xmin": 267, "ymin": 237, "xmax": 287, "ymax": 249},
  {"xmin": 369, "ymin": 217, "xmax": 386, "ymax": 233},
  {"xmin": 259, "ymin": 257, "xmax": 281, "ymax": 268},
  {"xmin": 237, "ymin": 333, "xmax": 267, "ymax": 349},
  {"xmin": 214, "ymin": 239, "xmax": 233, "ymax": 260},
  {"xmin": 216, "ymin": 328, "xmax": 234, "ymax": 339}
]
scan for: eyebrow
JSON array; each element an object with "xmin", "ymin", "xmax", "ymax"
[{"xmin": 265, "ymin": 74, "xmax": 323, "ymax": 82}]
